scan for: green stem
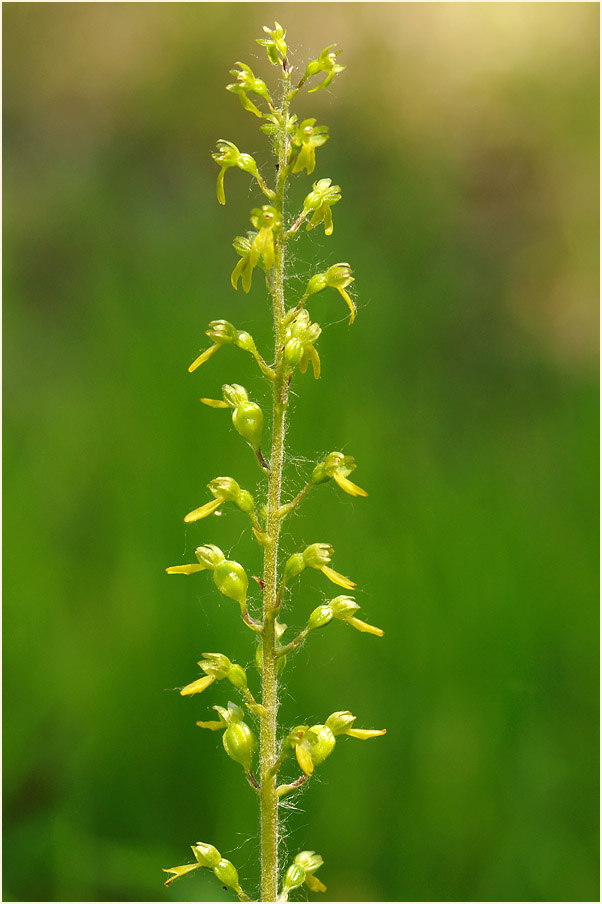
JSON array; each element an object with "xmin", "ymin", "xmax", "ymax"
[
  {"xmin": 277, "ymin": 482, "xmax": 312, "ymax": 519},
  {"xmin": 260, "ymin": 64, "xmax": 291, "ymax": 903},
  {"xmin": 276, "ymin": 627, "xmax": 309, "ymax": 658}
]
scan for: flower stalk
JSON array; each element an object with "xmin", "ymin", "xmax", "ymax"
[{"xmin": 164, "ymin": 22, "xmax": 385, "ymax": 902}]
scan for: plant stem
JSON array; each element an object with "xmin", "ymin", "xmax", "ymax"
[{"xmin": 260, "ymin": 64, "xmax": 291, "ymax": 903}]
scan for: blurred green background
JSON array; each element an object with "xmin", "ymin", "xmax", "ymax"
[{"xmin": 3, "ymin": 3, "xmax": 599, "ymax": 902}]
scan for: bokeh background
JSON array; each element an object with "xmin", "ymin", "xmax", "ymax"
[{"xmin": 3, "ymin": 3, "xmax": 599, "ymax": 902}]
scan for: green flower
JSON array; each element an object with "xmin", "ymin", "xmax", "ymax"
[
  {"xmin": 310, "ymin": 451, "xmax": 367, "ymax": 496},
  {"xmin": 165, "ymin": 543, "xmax": 249, "ymax": 611},
  {"xmin": 281, "ymin": 851, "xmax": 326, "ymax": 898},
  {"xmin": 284, "ymin": 310, "xmax": 322, "ymax": 379},
  {"xmin": 288, "ymin": 713, "xmax": 386, "ymax": 776},
  {"xmin": 306, "ymin": 262, "xmax": 356, "ymax": 323},
  {"xmin": 303, "ymin": 45, "xmax": 346, "ymax": 93},
  {"xmin": 196, "ymin": 702, "xmax": 256, "ymax": 773},
  {"xmin": 231, "ymin": 206, "xmax": 282, "ymax": 292},
  {"xmin": 303, "ymin": 178, "xmax": 341, "ymax": 236},
  {"xmin": 256, "ymin": 21, "xmax": 287, "ymax": 66},
  {"xmin": 199, "ymin": 383, "xmax": 264, "ymax": 457},
  {"xmin": 212, "ymin": 140, "xmax": 258, "ymax": 205},
  {"xmin": 226, "ymin": 62, "xmax": 272, "ymax": 118},
  {"xmin": 307, "ymin": 595, "xmax": 383, "ymax": 636},
  {"xmin": 283, "ymin": 543, "xmax": 356, "ymax": 590},
  {"xmin": 183, "ymin": 476, "xmax": 254, "ymax": 523},
  {"xmin": 163, "ymin": 842, "xmax": 245, "ymax": 897},
  {"xmin": 179, "ymin": 652, "xmax": 247, "ymax": 697},
  {"xmin": 291, "ymin": 119, "xmax": 329, "ymax": 175}
]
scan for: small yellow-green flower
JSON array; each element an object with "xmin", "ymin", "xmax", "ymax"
[
  {"xmin": 199, "ymin": 384, "xmax": 265, "ymax": 459},
  {"xmin": 163, "ymin": 842, "xmax": 246, "ymax": 897},
  {"xmin": 196, "ymin": 702, "xmax": 256, "ymax": 773},
  {"xmin": 284, "ymin": 310, "xmax": 321, "ymax": 379},
  {"xmin": 306, "ymin": 263, "xmax": 356, "ymax": 323},
  {"xmin": 184, "ymin": 476, "xmax": 254, "ymax": 523},
  {"xmin": 226, "ymin": 61, "xmax": 272, "ymax": 118},
  {"xmin": 303, "ymin": 543, "xmax": 356, "ymax": 589},
  {"xmin": 303, "ymin": 45, "xmax": 345, "ymax": 93},
  {"xmin": 187, "ymin": 320, "xmax": 271, "ymax": 375},
  {"xmin": 231, "ymin": 207, "xmax": 282, "ymax": 292},
  {"xmin": 307, "ymin": 595, "xmax": 383, "ymax": 637},
  {"xmin": 303, "ymin": 178, "xmax": 341, "ymax": 236},
  {"xmin": 212, "ymin": 140, "xmax": 259, "ymax": 205},
  {"xmin": 256, "ymin": 21, "xmax": 287, "ymax": 66},
  {"xmin": 310, "ymin": 451, "xmax": 367, "ymax": 496},
  {"xmin": 288, "ymin": 712, "xmax": 386, "ymax": 775},
  {"xmin": 180, "ymin": 653, "xmax": 247, "ymax": 697},
  {"xmin": 283, "ymin": 543, "xmax": 356, "ymax": 590},
  {"xmin": 166, "ymin": 544, "xmax": 248, "ymax": 610},
  {"xmin": 281, "ymin": 851, "xmax": 326, "ymax": 899},
  {"xmin": 291, "ymin": 119, "xmax": 329, "ymax": 175}
]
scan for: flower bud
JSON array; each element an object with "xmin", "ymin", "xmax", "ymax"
[
  {"xmin": 213, "ymin": 857, "xmax": 242, "ymax": 892},
  {"xmin": 283, "ymin": 552, "xmax": 305, "ymax": 584},
  {"xmin": 325, "ymin": 710, "xmax": 356, "ymax": 735},
  {"xmin": 284, "ymin": 338, "xmax": 304, "ymax": 368},
  {"xmin": 306, "ymin": 724, "xmax": 336, "ymax": 764},
  {"xmin": 309, "ymin": 461, "xmax": 330, "ymax": 485},
  {"xmin": 212, "ymin": 559, "xmax": 248, "ymax": 606},
  {"xmin": 232, "ymin": 400, "xmax": 264, "ymax": 451},
  {"xmin": 281, "ymin": 863, "xmax": 305, "ymax": 896},
  {"xmin": 307, "ymin": 605, "xmax": 333, "ymax": 631},
  {"xmin": 192, "ymin": 842, "xmax": 221, "ymax": 868},
  {"xmin": 234, "ymin": 330, "xmax": 257, "ymax": 353},
  {"xmin": 223, "ymin": 721, "xmax": 255, "ymax": 772},
  {"xmin": 194, "ymin": 544, "xmax": 225, "ymax": 570},
  {"xmin": 227, "ymin": 663, "xmax": 247, "ymax": 689},
  {"xmin": 237, "ymin": 489, "xmax": 255, "ymax": 515}
]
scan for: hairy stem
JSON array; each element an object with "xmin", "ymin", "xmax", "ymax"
[{"xmin": 260, "ymin": 64, "xmax": 291, "ymax": 903}]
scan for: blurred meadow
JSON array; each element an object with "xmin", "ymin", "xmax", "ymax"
[{"xmin": 3, "ymin": 3, "xmax": 599, "ymax": 902}]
